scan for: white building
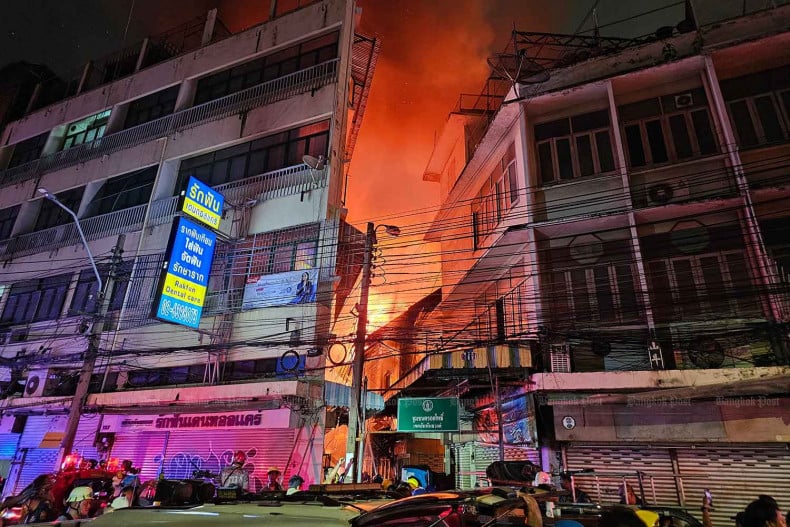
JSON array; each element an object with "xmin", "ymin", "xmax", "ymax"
[
  {"xmin": 392, "ymin": 3, "xmax": 790, "ymax": 523},
  {"xmin": 0, "ymin": 0, "xmax": 378, "ymax": 494}
]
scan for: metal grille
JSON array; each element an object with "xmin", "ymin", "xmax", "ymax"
[
  {"xmin": 676, "ymin": 446, "xmax": 790, "ymax": 527},
  {"xmin": 110, "ymin": 432, "xmax": 168, "ymax": 481},
  {"xmin": 163, "ymin": 428, "xmax": 296, "ymax": 491},
  {"xmin": 118, "ymin": 253, "xmax": 165, "ymax": 330},
  {"xmin": 564, "ymin": 445, "xmax": 678, "ymax": 506}
]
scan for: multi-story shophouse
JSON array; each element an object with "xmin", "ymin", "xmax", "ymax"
[
  {"xmin": 0, "ymin": 0, "xmax": 379, "ymax": 495},
  {"xmin": 386, "ymin": 4, "xmax": 790, "ymax": 524}
]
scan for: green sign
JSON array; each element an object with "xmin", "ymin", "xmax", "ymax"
[{"xmin": 397, "ymin": 397, "xmax": 460, "ymax": 432}]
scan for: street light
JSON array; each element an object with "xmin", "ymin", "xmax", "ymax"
[
  {"xmin": 344, "ymin": 222, "xmax": 400, "ymax": 483},
  {"xmin": 38, "ymin": 188, "xmax": 123, "ymax": 467},
  {"xmin": 38, "ymin": 188, "xmax": 102, "ymax": 292}
]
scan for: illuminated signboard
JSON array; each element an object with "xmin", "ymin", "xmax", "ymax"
[
  {"xmin": 152, "ymin": 216, "xmax": 217, "ymax": 328},
  {"xmin": 181, "ymin": 176, "xmax": 224, "ymax": 229}
]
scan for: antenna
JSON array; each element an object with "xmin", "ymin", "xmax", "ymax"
[
  {"xmin": 487, "ymin": 50, "xmax": 550, "ymax": 105},
  {"xmin": 302, "ymin": 155, "xmax": 326, "ymax": 188}
]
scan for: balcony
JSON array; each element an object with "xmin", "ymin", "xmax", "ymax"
[
  {"xmin": 0, "ymin": 59, "xmax": 339, "ymax": 188},
  {"xmin": 0, "ymin": 163, "xmax": 326, "ymax": 259}
]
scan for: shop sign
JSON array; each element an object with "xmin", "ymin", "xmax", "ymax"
[
  {"xmin": 242, "ymin": 268, "xmax": 318, "ymax": 309},
  {"xmin": 104, "ymin": 409, "xmax": 291, "ymax": 432},
  {"xmin": 152, "ymin": 216, "xmax": 217, "ymax": 328},
  {"xmin": 180, "ymin": 176, "xmax": 224, "ymax": 229},
  {"xmin": 397, "ymin": 397, "xmax": 460, "ymax": 432}
]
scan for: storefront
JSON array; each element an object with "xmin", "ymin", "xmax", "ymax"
[{"xmin": 100, "ymin": 409, "xmax": 311, "ymax": 491}]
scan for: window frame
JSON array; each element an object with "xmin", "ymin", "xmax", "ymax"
[
  {"xmin": 549, "ymin": 263, "xmax": 640, "ymax": 325},
  {"xmin": 62, "ymin": 110, "xmax": 111, "ymax": 150},
  {"xmin": 0, "ymin": 274, "xmax": 72, "ymax": 326},
  {"xmin": 622, "ymin": 106, "xmax": 718, "ymax": 168},
  {"xmin": 536, "ymin": 112, "xmax": 616, "ymax": 185},
  {"xmin": 726, "ymin": 91, "xmax": 790, "ymax": 147}
]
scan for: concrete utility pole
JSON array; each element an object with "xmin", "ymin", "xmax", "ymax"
[
  {"xmin": 58, "ymin": 234, "xmax": 125, "ymax": 466},
  {"xmin": 345, "ymin": 222, "xmax": 375, "ymax": 483}
]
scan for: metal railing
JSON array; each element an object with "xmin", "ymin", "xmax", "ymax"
[
  {"xmin": 0, "ymin": 59, "xmax": 339, "ymax": 188},
  {"xmin": 1, "ymin": 162, "xmax": 326, "ymax": 259}
]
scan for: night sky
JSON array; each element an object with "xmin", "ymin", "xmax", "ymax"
[{"xmin": 0, "ymin": 0, "xmax": 689, "ymax": 324}]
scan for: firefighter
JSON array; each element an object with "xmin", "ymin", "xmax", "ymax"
[
  {"xmin": 265, "ymin": 467, "xmax": 283, "ymax": 492},
  {"xmin": 220, "ymin": 451, "xmax": 250, "ymax": 492}
]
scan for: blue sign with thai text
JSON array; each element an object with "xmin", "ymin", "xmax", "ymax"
[
  {"xmin": 182, "ymin": 176, "xmax": 224, "ymax": 229},
  {"xmin": 153, "ymin": 216, "xmax": 217, "ymax": 328}
]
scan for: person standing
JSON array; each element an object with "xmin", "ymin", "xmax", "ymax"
[
  {"xmin": 741, "ymin": 495, "xmax": 786, "ymax": 527},
  {"xmin": 265, "ymin": 467, "xmax": 283, "ymax": 491},
  {"xmin": 558, "ymin": 473, "xmax": 591, "ymax": 503}
]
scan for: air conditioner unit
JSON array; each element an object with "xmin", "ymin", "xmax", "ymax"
[
  {"xmin": 646, "ymin": 180, "xmax": 690, "ymax": 206},
  {"xmin": 549, "ymin": 343, "xmax": 571, "ymax": 373},
  {"xmin": 23, "ymin": 369, "xmax": 53, "ymax": 398},
  {"xmin": 674, "ymin": 93, "xmax": 694, "ymax": 109}
]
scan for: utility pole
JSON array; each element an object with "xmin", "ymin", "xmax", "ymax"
[
  {"xmin": 58, "ymin": 234, "xmax": 125, "ymax": 466},
  {"xmin": 344, "ymin": 222, "xmax": 375, "ymax": 483}
]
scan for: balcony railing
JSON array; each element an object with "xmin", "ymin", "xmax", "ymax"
[
  {"xmin": 0, "ymin": 59, "xmax": 339, "ymax": 188},
  {"xmin": 1, "ymin": 163, "xmax": 326, "ymax": 259}
]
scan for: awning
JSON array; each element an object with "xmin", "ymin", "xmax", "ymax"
[
  {"xmin": 324, "ymin": 381, "xmax": 385, "ymax": 411},
  {"xmin": 383, "ymin": 344, "xmax": 532, "ymax": 401}
]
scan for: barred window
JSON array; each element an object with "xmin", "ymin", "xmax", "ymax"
[
  {"xmin": 472, "ymin": 142, "xmax": 518, "ymax": 248},
  {"xmin": 228, "ymin": 223, "xmax": 320, "ymax": 281}
]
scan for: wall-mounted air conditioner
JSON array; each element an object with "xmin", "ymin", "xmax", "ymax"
[
  {"xmin": 23, "ymin": 369, "xmax": 53, "ymax": 398},
  {"xmin": 549, "ymin": 343, "xmax": 571, "ymax": 373},
  {"xmin": 647, "ymin": 180, "xmax": 690, "ymax": 206}
]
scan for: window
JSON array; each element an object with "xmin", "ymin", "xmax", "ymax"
[
  {"xmin": 721, "ymin": 66, "xmax": 790, "ymax": 148},
  {"xmin": 176, "ymin": 121, "xmax": 329, "ymax": 191},
  {"xmin": 124, "ymin": 86, "xmax": 179, "ymax": 129},
  {"xmin": 34, "ymin": 187, "xmax": 85, "ymax": 231},
  {"xmin": 647, "ymin": 251, "xmax": 757, "ymax": 320},
  {"xmin": 84, "ymin": 167, "xmax": 157, "ymax": 217},
  {"xmin": 472, "ymin": 143, "xmax": 518, "ymax": 247},
  {"xmin": 225, "ymin": 223, "xmax": 320, "ymax": 281},
  {"xmin": 619, "ymin": 88, "xmax": 718, "ymax": 168},
  {"xmin": 194, "ymin": 32, "xmax": 339, "ymax": 105},
  {"xmin": 536, "ymin": 110, "xmax": 615, "ymax": 184},
  {"xmin": 0, "ymin": 205, "xmax": 20, "ymax": 241},
  {"xmin": 1, "ymin": 274, "xmax": 71, "ymax": 325},
  {"xmin": 62, "ymin": 110, "xmax": 111, "ymax": 150},
  {"xmin": 69, "ymin": 260, "xmax": 133, "ymax": 316},
  {"xmin": 7, "ymin": 132, "xmax": 49, "ymax": 168},
  {"xmin": 223, "ymin": 358, "xmax": 277, "ymax": 381},
  {"xmin": 543, "ymin": 239, "xmax": 639, "ymax": 326}
]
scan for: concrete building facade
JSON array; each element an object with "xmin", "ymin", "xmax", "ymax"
[{"xmin": 0, "ymin": 0, "xmax": 378, "ymax": 495}]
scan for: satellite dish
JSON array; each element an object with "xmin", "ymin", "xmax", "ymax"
[
  {"xmin": 487, "ymin": 52, "xmax": 550, "ymax": 85},
  {"xmin": 303, "ymin": 155, "xmax": 326, "ymax": 171}
]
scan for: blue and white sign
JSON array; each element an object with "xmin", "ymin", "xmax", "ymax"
[
  {"xmin": 182, "ymin": 176, "xmax": 225, "ymax": 229},
  {"xmin": 153, "ymin": 216, "xmax": 217, "ymax": 328}
]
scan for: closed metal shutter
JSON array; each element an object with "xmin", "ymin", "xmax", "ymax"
[
  {"xmin": 110, "ymin": 432, "xmax": 168, "ymax": 481},
  {"xmin": 564, "ymin": 445, "xmax": 678, "ymax": 506},
  {"xmin": 72, "ymin": 416, "xmax": 101, "ymax": 461},
  {"xmin": 453, "ymin": 442, "xmax": 476, "ymax": 489},
  {"xmin": 12, "ymin": 448, "xmax": 59, "ymax": 494},
  {"xmin": 676, "ymin": 446, "xmax": 790, "ymax": 527},
  {"xmin": 453, "ymin": 442, "xmax": 540, "ymax": 489},
  {"xmin": 0, "ymin": 433, "xmax": 20, "ymax": 459},
  {"xmin": 163, "ymin": 429, "xmax": 295, "ymax": 492}
]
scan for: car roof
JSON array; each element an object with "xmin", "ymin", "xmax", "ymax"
[{"xmin": 87, "ymin": 502, "xmax": 362, "ymax": 527}]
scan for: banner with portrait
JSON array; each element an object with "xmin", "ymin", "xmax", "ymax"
[{"xmin": 242, "ymin": 268, "xmax": 318, "ymax": 309}]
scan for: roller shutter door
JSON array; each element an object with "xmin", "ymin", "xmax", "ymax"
[
  {"xmin": 109, "ymin": 432, "xmax": 168, "ymax": 482},
  {"xmin": 676, "ymin": 446, "xmax": 790, "ymax": 527},
  {"xmin": 564, "ymin": 445, "xmax": 678, "ymax": 506},
  {"xmin": 163, "ymin": 429, "xmax": 295, "ymax": 492},
  {"xmin": 453, "ymin": 442, "xmax": 540, "ymax": 489},
  {"xmin": 12, "ymin": 416, "xmax": 65, "ymax": 493}
]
